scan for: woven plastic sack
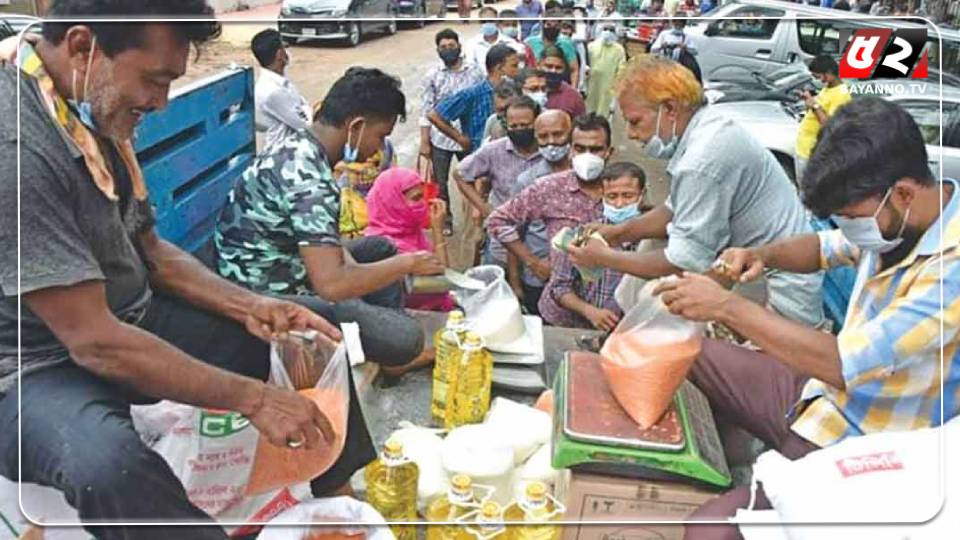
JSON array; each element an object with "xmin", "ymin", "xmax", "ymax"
[
  {"xmin": 256, "ymin": 496, "xmax": 394, "ymax": 540},
  {"xmin": 599, "ymin": 279, "xmax": 705, "ymax": 428}
]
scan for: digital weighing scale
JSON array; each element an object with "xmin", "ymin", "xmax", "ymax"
[{"xmin": 551, "ymin": 352, "xmax": 732, "ymax": 490}]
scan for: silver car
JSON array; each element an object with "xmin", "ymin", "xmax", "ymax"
[{"xmin": 708, "ymin": 81, "xmax": 960, "ymax": 185}]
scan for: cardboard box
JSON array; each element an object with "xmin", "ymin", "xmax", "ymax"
[{"xmin": 556, "ymin": 470, "xmax": 719, "ymax": 540}]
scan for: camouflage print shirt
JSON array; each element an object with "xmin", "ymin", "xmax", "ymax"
[{"xmin": 215, "ymin": 128, "xmax": 340, "ymax": 296}]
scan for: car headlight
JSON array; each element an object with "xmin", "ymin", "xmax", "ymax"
[{"xmin": 330, "ymin": 8, "xmax": 348, "ymax": 16}]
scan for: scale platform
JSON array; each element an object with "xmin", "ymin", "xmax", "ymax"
[{"xmin": 552, "ymin": 352, "xmax": 732, "ymax": 490}]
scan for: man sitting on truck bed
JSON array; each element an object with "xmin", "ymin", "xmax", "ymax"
[
  {"xmin": 0, "ymin": 1, "xmax": 377, "ymax": 537},
  {"xmin": 216, "ymin": 67, "xmax": 445, "ymax": 377}
]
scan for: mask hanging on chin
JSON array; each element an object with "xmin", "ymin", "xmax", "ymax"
[
  {"xmin": 69, "ymin": 36, "xmax": 98, "ymax": 131},
  {"xmin": 643, "ymin": 105, "xmax": 679, "ymax": 160},
  {"xmin": 833, "ymin": 188, "xmax": 910, "ymax": 254},
  {"xmin": 343, "ymin": 119, "xmax": 365, "ymax": 163},
  {"xmin": 603, "ymin": 201, "xmax": 640, "ymax": 224}
]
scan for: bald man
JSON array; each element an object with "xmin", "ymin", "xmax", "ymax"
[{"xmin": 503, "ymin": 109, "xmax": 574, "ymax": 314}]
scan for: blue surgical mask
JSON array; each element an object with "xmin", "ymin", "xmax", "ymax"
[
  {"xmin": 482, "ymin": 22, "xmax": 499, "ymax": 37},
  {"xmin": 603, "ymin": 201, "xmax": 640, "ymax": 224},
  {"xmin": 69, "ymin": 36, "xmax": 98, "ymax": 130},
  {"xmin": 600, "ymin": 29, "xmax": 617, "ymax": 43},
  {"xmin": 503, "ymin": 26, "xmax": 519, "ymax": 39},
  {"xmin": 833, "ymin": 188, "xmax": 910, "ymax": 253},
  {"xmin": 643, "ymin": 105, "xmax": 679, "ymax": 160},
  {"xmin": 342, "ymin": 119, "xmax": 365, "ymax": 163}
]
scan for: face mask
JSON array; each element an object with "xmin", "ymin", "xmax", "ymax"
[
  {"xmin": 343, "ymin": 119, "xmax": 365, "ymax": 163},
  {"xmin": 439, "ymin": 47, "xmax": 461, "ymax": 66},
  {"xmin": 544, "ymin": 71, "xmax": 565, "ymax": 90},
  {"xmin": 503, "ymin": 26, "xmax": 519, "ymax": 39},
  {"xmin": 603, "ymin": 201, "xmax": 640, "ymax": 224},
  {"xmin": 507, "ymin": 127, "xmax": 536, "ymax": 148},
  {"xmin": 833, "ymin": 188, "xmax": 911, "ymax": 254},
  {"xmin": 525, "ymin": 90, "xmax": 548, "ymax": 107},
  {"xmin": 408, "ymin": 200, "xmax": 429, "ymax": 223},
  {"xmin": 543, "ymin": 27, "xmax": 561, "ymax": 41},
  {"xmin": 69, "ymin": 36, "xmax": 98, "ymax": 130},
  {"xmin": 540, "ymin": 142, "xmax": 570, "ymax": 163},
  {"xmin": 482, "ymin": 22, "xmax": 498, "ymax": 37},
  {"xmin": 643, "ymin": 105, "xmax": 679, "ymax": 160},
  {"xmin": 572, "ymin": 152, "xmax": 605, "ymax": 182},
  {"xmin": 601, "ymin": 29, "xmax": 617, "ymax": 43}
]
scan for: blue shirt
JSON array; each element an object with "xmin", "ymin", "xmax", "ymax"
[
  {"xmin": 435, "ymin": 79, "xmax": 495, "ymax": 154},
  {"xmin": 515, "ymin": 0, "xmax": 544, "ymax": 40}
]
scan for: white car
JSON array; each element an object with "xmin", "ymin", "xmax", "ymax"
[{"xmin": 708, "ymin": 81, "xmax": 960, "ymax": 184}]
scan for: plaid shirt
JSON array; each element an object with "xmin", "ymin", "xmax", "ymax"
[
  {"xmin": 435, "ymin": 78, "xmax": 495, "ymax": 154},
  {"xmin": 419, "ymin": 60, "xmax": 484, "ymax": 152},
  {"xmin": 542, "ymin": 232, "xmax": 635, "ymax": 328},
  {"xmin": 791, "ymin": 179, "xmax": 960, "ymax": 447}
]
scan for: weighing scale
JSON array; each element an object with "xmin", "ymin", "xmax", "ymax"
[{"xmin": 552, "ymin": 352, "xmax": 732, "ymax": 490}]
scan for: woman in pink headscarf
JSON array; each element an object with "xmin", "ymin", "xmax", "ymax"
[{"xmin": 365, "ymin": 168, "xmax": 454, "ymax": 311}]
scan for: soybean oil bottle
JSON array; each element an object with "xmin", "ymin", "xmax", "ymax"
[
  {"xmin": 426, "ymin": 474, "xmax": 482, "ymax": 540},
  {"xmin": 464, "ymin": 501, "xmax": 508, "ymax": 540},
  {"xmin": 364, "ymin": 439, "xmax": 419, "ymax": 540},
  {"xmin": 444, "ymin": 331, "xmax": 493, "ymax": 430},
  {"xmin": 503, "ymin": 482, "xmax": 564, "ymax": 540},
  {"xmin": 432, "ymin": 310, "xmax": 468, "ymax": 424}
]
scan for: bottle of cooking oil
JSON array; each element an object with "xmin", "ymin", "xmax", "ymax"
[
  {"xmin": 444, "ymin": 331, "xmax": 493, "ymax": 430},
  {"xmin": 426, "ymin": 474, "xmax": 482, "ymax": 540},
  {"xmin": 464, "ymin": 501, "xmax": 508, "ymax": 540},
  {"xmin": 503, "ymin": 482, "xmax": 563, "ymax": 540},
  {"xmin": 364, "ymin": 439, "xmax": 419, "ymax": 540},
  {"xmin": 432, "ymin": 310, "xmax": 468, "ymax": 424}
]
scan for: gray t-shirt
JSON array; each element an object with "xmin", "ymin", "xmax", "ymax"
[
  {"xmin": 664, "ymin": 106, "xmax": 823, "ymax": 327},
  {"xmin": 0, "ymin": 63, "xmax": 154, "ymax": 395}
]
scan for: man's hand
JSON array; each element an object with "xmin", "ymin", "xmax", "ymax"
[
  {"xmin": 713, "ymin": 247, "xmax": 765, "ymax": 283},
  {"xmin": 456, "ymin": 134, "xmax": 472, "ymax": 153},
  {"xmin": 567, "ymin": 238, "xmax": 611, "ymax": 269},
  {"xmin": 802, "ymin": 90, "xmax": 817, "ymax": 109},
  {"xmin": 247, "ymin": 385, "xmax": 336, "ymax": 450},
  {"xmin": 419, "ymin": 139, "xmax": 433, "ymax": 159},
  {"xmin": 653, "ymin": 272, "xmax": 734, "ymax": 322},
  {"xmin": 529, "ymin": 257, "xmax": 552, "ymax": 282},
  {"xmin": 404, "ymin": 251, "xmax": 445, "ymax": 276},
  {"xmin": 584, "ymin": 222, "xmax": 623, "ymax": 245},
  {"xmin": 429, "ymin": 199, "xmax": 447, "ymax": 230},
  {"xmin": 245, "ymin": 296, "xmax": 342, "ymax": 343},
  {"xmin": 471, "ymin": 207, "xmax": 484, "ymax": 226},
  {"xmin": 585, "ymin": 306, "xmax": 620, "ymax": 332}
]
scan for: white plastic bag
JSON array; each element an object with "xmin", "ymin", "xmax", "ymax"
[
  {"xmin": 511, "ymin": 444, "xmax": 558, "ymax": 501},
  {"xmin": 441, "ymin": 424, "xmax": 515, "ymax": 506},
  {"xmin": 385, "ymin": 423, "xmax": 448, "ymax": 510},
  {"xmin": 256, "ymin": 496, "xmax": 394, "ymax": 540},
  {"xmin": 460, "ymin": 266, "xmax": 534, "ymax": 355},
  {"xmin": 484, "ymin": 398, "xmax": 551, "ymax": 465},
  {"xmin": 600, "ymin": 279, "xmax": 705, "ymax": 428}
]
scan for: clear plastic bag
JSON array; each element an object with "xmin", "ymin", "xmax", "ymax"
[
  {"xmin": 246, "ymin": 332, "xmax": 351, "ymax": 496},
  {"xmin": 459, "ymin": 266, "xmax": 534, "ymax": 355},
  {"xmin": 599, "ymin": 279, "xmax": 705, "ymax": 428}
]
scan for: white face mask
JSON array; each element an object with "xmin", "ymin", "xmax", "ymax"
[
  {"xmin": 833, "ymin": 188, "xmax": 910, "ymax": 254},
  {"xmin": 526, "ymin": 90, "xmax": 548, "ymax": 108},
  {"xmin": 572, "ymin": 152, "xmax": 605, "ymax": 182},
  {"xmin": 643, "ymin": 105, "xmax": 679, "ymax": 160}
]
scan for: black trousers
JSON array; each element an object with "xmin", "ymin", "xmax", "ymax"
[
  {"xmin": 0, "ymin": 294, "xmax": 376, "ymax": 540},
  {"xmin": 430, "ymin": 146, "xmax": 467, "ymax": 217}
]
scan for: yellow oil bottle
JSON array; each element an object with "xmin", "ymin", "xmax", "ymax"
[
  {"xmin": 503, "ymin": 482, "xmax": 564, "ymax": 540},
  {"xmin": 364, "ymin": 439, "xmax": 419, "ymax": 540},
  {"xmin": 432, "ymin": 310, "xmax": 468, "ymax": 424},
  {"xmin": 425, "ymin": 474, "xmax": 482, "ymax": 540},
  {"xmin": 444, "ymin": 332, "xmax": 493, "ymax": 430},
  {"xmin": 465, "ymin": 501, "xmax": 508, "ymax": 540}
]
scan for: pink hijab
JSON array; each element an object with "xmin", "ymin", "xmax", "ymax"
[{"xmin": 364, "ymin": 168, "xmax": 432, "ymax": 253}]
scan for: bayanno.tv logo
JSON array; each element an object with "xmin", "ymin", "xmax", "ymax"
[{"xmin": 838, "ymin": 28, "xmax": 929, "ymax": 79}]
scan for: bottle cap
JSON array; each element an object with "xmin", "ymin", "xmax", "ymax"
[
  {"xmin": 452, "ymin": 474, "xmax": 473, "ymax": 492},
  {"xmin": 384, "ymin": 439, "xmax": 404, "ymax": 458},
  {"xmin": 464, "ymin": 332, "xmax": 483, "ymax": 347},
  {"xmin": 481, "ymin": 501, "xmax": 501, "ymax": 519},
  {"xmin": 448, "ymin": 310, "xmax": 465, "ymax": 325},
  {"xmin": 525, "ymin": 482, "xmax": 547, "ymax": 502}
]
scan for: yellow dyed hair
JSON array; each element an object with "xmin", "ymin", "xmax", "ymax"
[{"xmin": 615, "ymin": 54, "xmax": 704, "ymax": 110}]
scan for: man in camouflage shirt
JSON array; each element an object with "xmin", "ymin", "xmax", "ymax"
[{"xmin": 216, "ymin": 68, "xmax": 445, "ymax": 375}]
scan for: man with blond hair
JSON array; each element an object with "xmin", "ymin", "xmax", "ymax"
[{"xmin": 569, "ymin": 54, "xmax": 824, "ymax": 328}]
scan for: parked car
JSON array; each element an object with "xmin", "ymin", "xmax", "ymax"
[
  {"xmin": 709, "ymin": 81, "xmax": 960, "ymax": 184},
  {"xmin": 0, "ymin": 14, "xmax": 40, "ymax": 40},
  {"xmin": 279, "ymin": 0, "xmax": 398, "ymax": 47},
  {"xmin": 704, "ymin": 64, "xmax": 820, "ymax": 104},
  {"xmin": 445, "ymin": 0, "xmax": 484, "ymax": 11},
  {"xmin": 393, "ymin": 0, "xmax": 445, "ymax": 27},
  {"xmin": 683, "ymin": 0, "xmax": 960, "ymax": 83}
]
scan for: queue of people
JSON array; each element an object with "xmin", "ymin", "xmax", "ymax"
[{"xmin": 1, "ymin": 0, "xmax": 958, "ymax": 539}]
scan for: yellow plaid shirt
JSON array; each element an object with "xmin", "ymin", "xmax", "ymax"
[{"xmin": 791, "ymin": 180, "xmax": 960, "ymax": 447}]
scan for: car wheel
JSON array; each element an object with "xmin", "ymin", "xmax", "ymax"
[
  {"xmin": 416, "ymin": 4, "xmax": 427, "ymax": 28},
  {"xmin": 385, "ymin": 16, "xmax": 398, "ymax": 35},
  {"xmin": 346, "ymin": 22, "xmax": 361, "ymax": 46},
  {"xmin": 281, "ymin": 35, "xmax": 297, "ymax": 46}
]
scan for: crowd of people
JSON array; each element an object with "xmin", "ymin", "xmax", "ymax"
[{"xmin": 0, "ymin": 0, "xmax": 958, "ymax": 539}]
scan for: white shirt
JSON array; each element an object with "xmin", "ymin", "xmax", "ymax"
[
  {"xmin": 650, "ymin": 29, "xmax": 698, "ymax": 56},
  {"xmin": 465, "ymin": 33, "xmax": 526, "ymax": 71},
  {"xmin": 254, "ymin": 68, "xmax": 311, "ymax": 148}
]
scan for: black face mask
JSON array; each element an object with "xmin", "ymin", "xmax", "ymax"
[
  {"xmin": 507, "ymin": 128, "xmax": 536, "ymax": 148},
  {"xmin": 439, "ymin": 47, "xmax": 461, "ymax": 66},
  {"xmin": 545, "ymin": 71, "xmax": 565, "ymax": 89},
  {"xmin": 543, "ymin": 26, "xmax": 561, "ymax": 41}
]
